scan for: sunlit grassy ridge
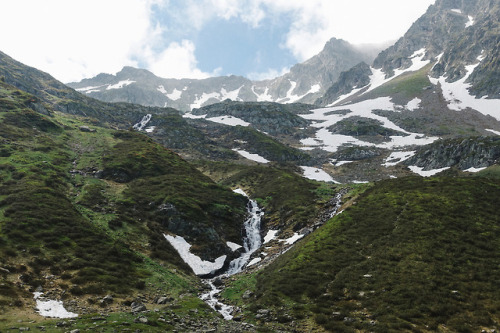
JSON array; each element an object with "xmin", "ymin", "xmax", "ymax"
[{"xmin": 253, "ymin": 176, "xmax": 500, "ymax": 332}]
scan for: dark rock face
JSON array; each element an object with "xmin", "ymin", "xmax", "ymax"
[
  {"xmin": 404, "ymin": 136, "xmax": 500, "ymax": 170},
  {"xmin": 373, "ymin": 0, "xmax": 500, "ymax": 98},
  {"xmin": 315, "ymin": 62, "xmax": 372, "ymax": 106}
]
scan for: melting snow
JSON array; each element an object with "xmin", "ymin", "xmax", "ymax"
[
  {"xmin": 252, "ymin": 86, "xmax": 273, "ymax": 102},
  {"xmin": 221, "ymin": 86, "xmax": 243, "ymax": 101},
  {"xmin": 33, "ymin": 292, "xmax": 78, "ymax": 318},
  {"xmin": 247, "ymin": 257, "xmax": 262, "ymax": 267},
  {"xmin": 451, "ymin": 8, "xmax": 462, "ymax": 14},
  {"xmin": 277, "ymin": 81, "xmax": 321, "ymax": 103},
  {"xmin": 430, "ymin": 54, "xmax": 500, "ymax": 120},
  {"xmin": 464, "ymin": 166, "xmax": 486, "ymax": 173},
  {"xmin": 190, "ymin": 92, "xmax": 220, "ymax": 110},
  {"xmin": 383, "ymin": 151, "xmax": 416, "ymax": 167},
  {"xmin": 299, "ymin": 97, "xmax": 438, "ymax": 152},
  {"xmin": 167, "ymin": 88, "xmax": 183, "ymax": 101},
  {"xmin": 207, "ymin": 115, "xmax": 250, "ymax": 127},
  {"xmin": 233, "ymin": 149, "xmax": 269, "ymax": 163},
  {"xmin": 328, "ymin": 86, "xmax": 365, "ymax": 107},
  {"xmin": 164, "ymin": 234, "xmax": 227, "ymax": 275},
  {"xmin": 406, "ymin": 97, "xmax": 422, "ymax": 111},
  {"xmin": 486, "ymin": 129, "xmax": 500, "ymax": 136},
  {"xmin": 300, "ymin": 166, "xmax": 339, "ymax": 183},
  {"xmin": 106, "ymin": 79, "xmax": 135, "ymax": 90},
  {"xmin": 75, "ymin": 85, "xmax": 105, "ymax": 93},
  {"xmin": 466, "ymin": 15, "xmax": 475, "ymax": 28},
  {"xmin": 409, "ymin": 166, "xmax": 450, "ymax": 177},
  {"xmin": 263, "ymin": 230, "xmax": 279, "ymax": 244},
  {"xmin": 227, "ymin": 241, "xmax": 242, "ymax": 251},
  {"xmin": 363, "ymin": 49, "xmax": 430, "ymax": 96},
  {"xmin": 157, "ymin": 85, "xmax": 167, "ymax": 94},
  {"xmin": 281, "ymin": 232, "xmax": 304, "ymax": 245},
  {"xmin": 335, "ymin": 160, "xmax": 353, "ymax": 166}
]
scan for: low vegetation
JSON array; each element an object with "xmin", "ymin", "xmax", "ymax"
[{"xmin": 253, "ymin": 176, "xmax": 500, "ymax": 332}]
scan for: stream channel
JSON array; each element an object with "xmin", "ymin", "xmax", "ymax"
[{"xmin": 200, "ymin": 189, "xmax": 263, "ymax": 320}]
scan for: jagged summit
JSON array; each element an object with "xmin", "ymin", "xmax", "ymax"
[{"xmin": 67, "ymin": 37, "xmax": 376, "ymax": 111}]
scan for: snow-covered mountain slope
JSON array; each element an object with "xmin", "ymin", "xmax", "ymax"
[{"xmin": 67, "ymin": 38, "xmax": 375, "ymax": 111}]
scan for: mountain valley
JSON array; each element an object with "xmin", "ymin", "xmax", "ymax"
[{"xmin": 1, "ymin": 0, "xmax": 500, "ymax": 331}]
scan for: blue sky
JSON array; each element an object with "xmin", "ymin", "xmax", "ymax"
[{"xmin": 0, "ymin": 0, "xmax": 435, "ymax": 83}]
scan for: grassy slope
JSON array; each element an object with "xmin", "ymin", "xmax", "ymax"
[
  {"xmin": 253, "ymin": 176, "xmax": 500, "ymax": 332},
  {"xmin": 0, "ymin": 81, "xmax": 246, "ymax": 323},
  {"xmin": 196, "ymin": 161, "xmax": 342, "ymax": 232}
]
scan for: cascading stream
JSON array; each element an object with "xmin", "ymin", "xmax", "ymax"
[{"xmin": 200, "ymin": 189, "xmax": 263, "ymax": 320}]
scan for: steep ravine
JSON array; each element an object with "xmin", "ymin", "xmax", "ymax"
[{"xmin": 201, "ymin": 189, "xmax": 263, "ymax": 319}]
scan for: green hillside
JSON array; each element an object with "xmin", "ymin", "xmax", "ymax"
[
  {"xmin": 252, "ymin": 176, "xmax": 500, "ymax": 332},
  {"xmin": 0, "ymin": 80, "xmax": 247, "ymax": 322}
]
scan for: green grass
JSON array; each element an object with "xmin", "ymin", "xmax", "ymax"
[{"xmin": 253, "ymin": 176, "xmax": 500, "ymax": 332}]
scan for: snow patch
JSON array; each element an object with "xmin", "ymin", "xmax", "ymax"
[
  {"xmin": 299, "ymin": 97, "xmax": 438, "ymax": 152},
  {"xmin": 281, "ymin": 232, "xmax": 304, "ymax": 245},
  {"xmin": 363, "ymin": 48, "xmax": 430, "ymax": 95},
  {"xmin": 157, "ymin": 85, "xmax": 167, "ymax": 94},
  {"xmin": 451, "ymin": 8, "xmax": 462, "ymax": 14},
  {"xmin": 190, "ymin": 92, "xmax": 220, "ymax": 110},
  {"xmin": 233, "ymin": 149, "xmax": 269, "ymax": 163},
  {"xmin": 430, "ymin": 54, "xmax": 500, "ymax": 120},
  {"xmin": 145, "ymin": 126, "xmax": 155, "ymax": 133},
  {"xmin": 263, "ymin": 230, "xmax": 279, "ymax": 244},
  {"xmin": 406, "ymin": 97, "xmax": 421, "ymax": 111},
  {"xmin": 464, "ymin": 166, "xmax": 486, "ymax": 173},
  {"xmin": 226, "ymin": 241, "xmax": 242, "ymax": 251},
  {"xmin": 34, "ymin": 292, "xmax": 78, "ymax": 318},
  {"xmin": 247, "ymin": 257, "xmax": 262, "ymax": 267},
  {"xmin": 164, "ymin": 234, "xmax": 227, "ymax": 275},
  {"xmin": 207, "ymin": 115, "xmax": 250, "ymax": 127},
  {"xmin": 466, "ymin": 15, "xmax": 475, "ymax": 28},
  {"xmin": 221, "ymin": 86, "xmax": 243, "ymax": 101},
  {"xmin": 408, "ymin": 166, "xmax": 450, "ymax": 177},
  {"xmin": 335, "ymin": 160, "xmax": 353, "ymax": 166},
  {"xmin": 252, "ymin": 86, "xmax": 273, "ymax": 102},
  {"xmin": 383, "ymin": 151, "xmax": 416, "ymax": 167},
  {"xmin": 300, "ymin": 166, "xmax": 339, "ymax": 183},
  {"xmin": 486, "ymin": 129, "xmax": 500, "ymax": 136},
  {"xmin": 75, "ymin": 85, "xmax": 105, "ymax": 93},
  {"xmin": 106, "ymin": 79, "xmax": 135, "ymax": 90}
]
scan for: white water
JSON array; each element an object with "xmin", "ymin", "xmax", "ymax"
[{"xmin": 201, "ymin": 188, "xmax": 263, "ymax": 319}]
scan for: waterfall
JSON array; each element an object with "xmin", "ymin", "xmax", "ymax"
[{"xmin": 200, "ymin": 188, "xmax": 263, "ymax": 319}]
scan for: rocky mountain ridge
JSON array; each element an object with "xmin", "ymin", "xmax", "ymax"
[{"xmin": 67, "ymin": 38, "xmax": 375, "ymax": 111}]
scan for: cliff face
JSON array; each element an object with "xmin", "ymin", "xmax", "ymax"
[{"xmin": 404, "ymin": 136, "xmax": 500, "ymax": 170}]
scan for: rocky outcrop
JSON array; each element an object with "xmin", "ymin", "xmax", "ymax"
[
  {"xmin": 404, "ymin": 136, "xmax": 500, "ymax": 170},
  {"xmin": 67, "ymin": 38, "xmax": 377, "ymax": 111},
  {"xmin": 315, "ymin": 62, "xmax": 372, "ymax": 106}
]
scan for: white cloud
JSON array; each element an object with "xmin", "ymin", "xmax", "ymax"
[
  {"xmin": 145, "ymin": 40, "xmax": 219, "ymax": 79},
  {"xmin": 0, "ymin": 0, "xmax": 436, "ymax": 82},
  {"xmin": 0, "ymin": 0, "xmax": 158, "ymax": 82},
  {"xmin": 247, "ymin": 67, "xmax": 289, "ymax": 81},
  {"xmin": 176, "ymin": 0, "xmax": 436, "ymax": 62}
]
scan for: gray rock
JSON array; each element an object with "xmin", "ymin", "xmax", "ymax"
[
  {"xmin": 242, "ymin": 290, "xmax": 253, "ymax": 299},
  {"xmin": 79, "ymin": 126, "xmax": 96, "ymax": 132},
  {"xmin": 131, "ymin": 302, "xmax": 147, "ymax": 313},
  {"xmin": 134, "ymin": 316, "xmax": 149, "ymax": 324}
]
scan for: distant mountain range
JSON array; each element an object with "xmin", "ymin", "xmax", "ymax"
[{"xmin": 67, "ymin": 38, "xmax": 376, "ymax": 111}]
